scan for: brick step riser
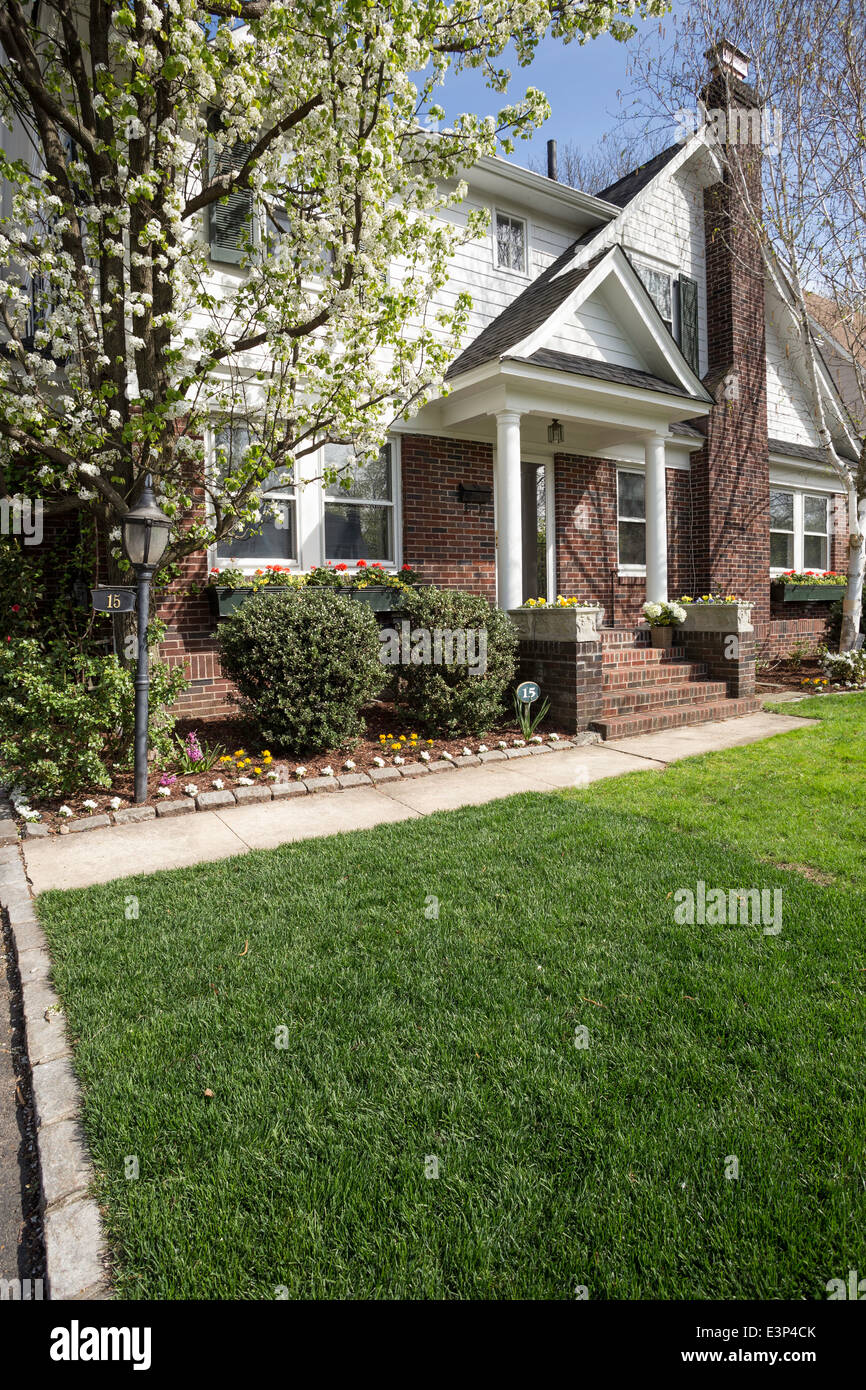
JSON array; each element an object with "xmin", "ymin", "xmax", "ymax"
[
  {"xmin": 602, "ymin": 664, "xmax": 709, "ymax": 689},
  {"xmin": 602, "ymin": 648, "xmax": 688, "ymax": 667},
  {"xmin": 600, "ymin": 631, "xmax": 650, "ymax": 647},
  {"xmin": 590, "ymin": 697, "xmax": 761, "ymax": 741},
  {"xmin": 601, "ymin": 682, "xmax": 729, "ymax": 715}
]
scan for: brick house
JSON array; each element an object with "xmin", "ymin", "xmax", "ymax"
[{"xmin": 160, "ymin": 46, "xmax": 860, "ymax": 732}]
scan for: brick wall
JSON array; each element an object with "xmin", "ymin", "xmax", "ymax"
[
  {"xmin": 553, "ymin": 452, "xmax": 691, "ymax": 625},
  {"xmin": 400, "ymin": 434, "xmax": 496, "ymax": 597}
]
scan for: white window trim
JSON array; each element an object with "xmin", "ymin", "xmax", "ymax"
[
  {"xmin": 206, "ymin": 431, "xmax": 403, "ymax": 575},
  {"xmin": 320, "ymin": 437, "xmax": 403, "ymax": 569},
  {"xmin": 617, "ymin": 466, "xmax": 647, "ymax": 576},
  {"xmin": 493, "ymin": 207, "xmax": 529, "ymax": 278},
  {"xmin": 769, "ymin": 486, "xmax": 832, "ymax": 575},
  {"xmin": 207, "ymin": 422, "xmax": 300, "ymax": 571},
  {"xmin": 633, "ymin": 258, "xmax": 678, "ymax": 340}
]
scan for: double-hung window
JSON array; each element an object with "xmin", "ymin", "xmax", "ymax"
[
  {"xmin": 324, "ymin": 443, "xmax": 396, "ymax": 563},
  {"xmin": 494, "ymin": 211, "xmax": 527, "ymax": 274},
  {"xmin": 214, "ymin": 424, "xmax": 297, "ymax": 564},
  {"xmin": 617, "ymin": 469, "xmax": 646, "ymax": 571},
  {"xmin": 770, "ymin": 488, "xmax": 831, "ymax": 572}
]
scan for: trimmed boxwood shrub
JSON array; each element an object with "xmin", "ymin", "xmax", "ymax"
[
  {"xmin": 394, "ymin": 585, "xmax": 517, "ymax": 735},
  {"xmin": 217, "ymin": 589, "xmax": 383, "ymax": 752}
]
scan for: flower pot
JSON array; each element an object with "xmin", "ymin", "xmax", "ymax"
[
  {"xmin": 770, "ymin": 583, "xmax": 847, "ymax": 603},
  {"xmin": 650, "ymin": 625, "xmax": 676, "ymax": 648},
  {"xmin": 508, "ymin": 605, "xmax": 604, "ymax": 642},
  {"xmin": 679, "ymin": 601, "xmax": 754, "ymax": 633}
]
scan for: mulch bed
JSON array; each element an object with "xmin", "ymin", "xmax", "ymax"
[
  {"xmin": 21, "ymin": 701, "xmax": 572, "ymax": 834},
  {"xmin": 756, "ymin": 657, "xmax": 831, "ymax": 693}
]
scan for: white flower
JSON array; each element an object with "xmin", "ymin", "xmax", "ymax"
[
  {"xmin": 295, "ymin": 767, "xmax": 306, "ymax": 779},
  {"xmin": 213, "ymin": 778, "xmax": 225, "ymax": 790},
  {"xmin": 498, "ymin": 740, "xmax": 508, "ymax": 750},
  {"xmin": 237, "ymin": 777, "xmax": 253, "ymax": 786},
  {"xmin": 58, "ymin": 805, "xmax": 73, "ymax": 818},
  {"xmin": 441, "ymin": 751, "xmax": 454, "ymax": 762},
  {"xmin": 82, "ymin": 799, "xmax": 98, "ymax": 811},
  {"xmin": 184, "ymin": 784, "xmax": 199, "ymax": 796},
  {"xmin": 265, "ymin": 771, "xmax": 278, "ymax": 781},
  {"xmin": 530, "ymin": 735, "xmax": 542, "ymax": 744},
  {"xmin": 419, "ymin": 750, "xmax": 430, "ymax": 762},
  {"xmin": 372, "ymin": 756, "xmax": 385, "ymax": 768},
  {"xmin": 109, "ymin": 796, "xmax": 122, "ymax": 810},
  {"xmin": 394, "ymin": 756, "xmax": 405, "ymax": 766},
  {"xmin": 343, "ymin": 759, "xmax": 356, "ymax": 771},
  {"xmin": 548, "ymin": 733, "xmax": 560, "ymax": 742},
  {"xmin": 22, "ymin": 809, "xmax": 41, "ymax": 823},
  {"xmin": 321, "ymin": 766, "xmax": 334, "ymax": 777},
  {"xmin": 513, "ymin": 739, "xmax": 525, "ymax": 748},
  {"xmin": 462, "ymin": 747, "xmax": 472, "ymax": 756},
  {"xmin": 157, "ymin": 787, "xmax": 171, "ymax": 798},
  {"xmin": 478, "ymin": 744, "xmax": 488, "ymax": 753}
]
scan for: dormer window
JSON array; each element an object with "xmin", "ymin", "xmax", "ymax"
[{"xmin": 494, "ymin": 211, "xmax": 527, "ymax": 274}]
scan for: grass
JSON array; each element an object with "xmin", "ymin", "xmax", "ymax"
[{"xmin": 36, "ymin": 695, "xmax": 866, "ymax": 1299}]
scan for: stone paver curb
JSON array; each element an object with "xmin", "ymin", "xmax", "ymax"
[{"xmin": 0, "ymin": 836, "xmax": 110, "ymax": 1299}]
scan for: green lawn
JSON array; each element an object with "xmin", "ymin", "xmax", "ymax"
[{"xmin": 37, "ymin": 695, "xmax": 866, "ymax": 1299}]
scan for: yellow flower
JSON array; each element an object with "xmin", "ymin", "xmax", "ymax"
[
  {"xmin": 391, "ymin": 743, "xmax": 400, "ymax": 751},
  {"xmin": 254, "ymin": 767, "xmax": 261, "ymax": 775},
  {"xmin": 426, "ymin": 739, "xmax": 433, "ymax": 745}
]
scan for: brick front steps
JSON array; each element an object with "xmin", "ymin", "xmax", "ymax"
[{"xmin": 590, "ymin": 628, "xmax": 760, "ymax": 740}]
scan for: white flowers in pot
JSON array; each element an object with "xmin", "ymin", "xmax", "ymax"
[{"xmin": 642, "ymin": 600, "xmax": 687, "ymax": 627}]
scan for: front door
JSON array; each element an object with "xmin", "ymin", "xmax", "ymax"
[{"xmin": 521, "ymin": 462, "xmax": 550, "ymax": 602}]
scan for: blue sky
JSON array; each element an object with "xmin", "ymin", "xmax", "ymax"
[{"xmin": 437, "ymin": 6, "xmax": 681, "ymax": 173}]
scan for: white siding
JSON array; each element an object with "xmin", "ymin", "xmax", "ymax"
[
  {"xmin": 545, "ymin": 286, "xmax": 647, "ymax": 369},
  {"xmin": 765, "ymin": 312, "xmax": 821, "ymax": 447}
]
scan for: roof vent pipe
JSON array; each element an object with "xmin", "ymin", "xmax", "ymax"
[{"xmin": 547, "ymin": 139, "xmax": 558, "ymax": 181}]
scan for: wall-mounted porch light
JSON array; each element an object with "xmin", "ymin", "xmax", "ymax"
[{"xmin": 547, "ymin": 418, "xmax": 564, "ymax": 445}]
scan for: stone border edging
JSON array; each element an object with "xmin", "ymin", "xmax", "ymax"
[
  {"xmin": 24, "ymin": 739, "xmax": 594, "ymax": 838},
  {"xmin": 0, "ymin": 835, "xmax": 110, "ymax": 1300}
]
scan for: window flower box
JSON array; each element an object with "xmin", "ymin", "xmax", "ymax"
[
  {"xmin": 770, "ymin": 582, "xmax": 847, "ymax": 603},
  {"xmin": 677, "ymin": 598, "xmax": 754, "ymax": 632},
  {"xmin": 208, "ymin": 584, "xmax": 293, "ymax": 618}
]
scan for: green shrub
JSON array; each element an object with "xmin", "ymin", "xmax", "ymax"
[
  {"xmin": 394, "ymin": 586, "xmax": 517, "ymax": 735},
  {"xmin": 0, "ymin": 638, "xmax": 188, "ymax": 798},
  {"xmin": 217, "ymin": 589, "xmax": 383, "ymax": 752}
]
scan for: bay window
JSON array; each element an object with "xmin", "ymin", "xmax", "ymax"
[{"xmin": 770, "ymin": 488, "xmax": 831, "ymax": 572}]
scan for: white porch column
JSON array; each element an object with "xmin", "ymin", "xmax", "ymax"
[
  {"xmin": 644, "ymin": 432, "xmax": 668, "ymax": 604},
  {"xmin": 495, "ymin": 410, "xmax": 523, "ymax": 610}
]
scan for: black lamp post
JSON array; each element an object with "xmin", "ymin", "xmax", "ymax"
[{"xmin": 121, "ymin": 474, "xmax": 172, "ymax": 803}]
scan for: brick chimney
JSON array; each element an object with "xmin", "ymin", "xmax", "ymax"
[{"xmin": 689, "ymin": 40, "xmax": 770, "ymax": 623}]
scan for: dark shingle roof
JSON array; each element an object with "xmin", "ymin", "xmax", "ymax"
[
  {"xmin": 594, "ymin": 143, "xmax": 682, "ymax": 208},
  {"xmin": 445, "ymin": 232, "xmax": 607, "ymax": 380},
  {"xmin": 505, "ymin": 348, "xmax": 709, "ymax": 402},
  {"xmin": 768, "ymin": 436, "xmax": 860, "ymax": 466}
]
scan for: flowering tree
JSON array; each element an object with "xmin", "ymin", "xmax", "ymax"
[{"xmin": 0, "ymin": 0, "xmax": 666, "ymax": 573}]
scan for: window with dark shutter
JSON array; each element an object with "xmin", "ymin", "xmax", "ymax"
[
  {"xmin": 206, "ymin": 117, "xmax": 255, "ymax": 265},
  {"xmin": 679, "ymin": 274, "xmax": 700, "ymax": 373}
]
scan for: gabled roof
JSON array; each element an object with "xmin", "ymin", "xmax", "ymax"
[
  {"xmin": 446, "ymin": 234, "xmax": 605, "ymax": 380},
  {"xmin": 448, "ymin": 241, "xmax": 712, "ymax": 405},
  {"xmin": 594, "ymin": 142, "xmax": 683, "ymax": 207}
]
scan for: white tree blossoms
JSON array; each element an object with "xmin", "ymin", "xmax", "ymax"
[{"xmin": 0, "ymin": 0, "xmax": 666, "ymax": 568}]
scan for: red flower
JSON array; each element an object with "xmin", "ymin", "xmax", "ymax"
[
  {"xmin": 356, "ymin": 559, "xmax": 367, "ymax": 568},
  {"xmin": 335, "ymin": 563, "xmax": 348, "ymax": 571},
  {"xmin": 401, "ymin": 564, "xmax": 412, "ymax": 571},
  {"xmin": 11, "ymin": 604, "xmax": 19, "ymax": 612}
]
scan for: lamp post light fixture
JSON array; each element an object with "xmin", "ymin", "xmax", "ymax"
[
  {"xmin": 547, "ymin": 418, "xmax": 564, "ymax": 445},
  {"xmin": 121, "ymin": 474, "xmax": 172, "ymax": 803}
]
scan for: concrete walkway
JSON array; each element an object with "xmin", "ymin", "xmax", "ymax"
[{"xmin": 23, "ymin": 710, "xmax": 815, "ymax": 895}]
